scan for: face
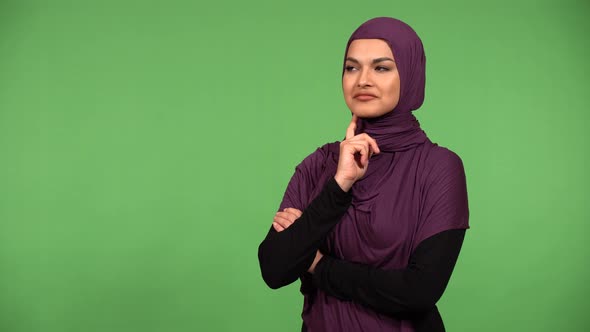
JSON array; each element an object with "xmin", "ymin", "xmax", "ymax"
[{"xmin": 342, "ymin": 39, "xmax": 400, "ymax": 118}]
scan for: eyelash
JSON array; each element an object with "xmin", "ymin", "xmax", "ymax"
[{"xmin": 344, "ymin": 65, "xmax": 391, "ymax": 72}]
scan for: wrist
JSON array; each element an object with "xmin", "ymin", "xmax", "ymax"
[{"xmin": 334, "ymin": 174, "xmax": 353, "ymax": 192}]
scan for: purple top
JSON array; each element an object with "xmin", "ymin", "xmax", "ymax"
[{"xmin": 278, "ymin": 17, "xmax": 469, "ymax": 331}]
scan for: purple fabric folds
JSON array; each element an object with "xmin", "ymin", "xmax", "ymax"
[{"xmin": 277, "ymin": 17, "xmax": 469, "ymax": 331}]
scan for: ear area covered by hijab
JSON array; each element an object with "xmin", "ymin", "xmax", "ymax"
[
  {"xmin": 345, "ymin": 17, "xmax": 426, "ymax": 114},
  {"xmin": 346, "ymin": 17, "xmax": 428, "ymax": 153}
]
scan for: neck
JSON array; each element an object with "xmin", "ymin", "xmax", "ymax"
[{"xmin": 355, "ymin": 111, "xmax": 427, "ymax": 152}]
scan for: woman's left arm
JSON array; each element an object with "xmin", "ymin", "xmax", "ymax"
[
  {"xmin": 311, "ymin": 228, "xmax": 466, "ymax": 316},
  {"xmin": 311, "ymin": 148, "xmax": 469, "ymax": 316}
]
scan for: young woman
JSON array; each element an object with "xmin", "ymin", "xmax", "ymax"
[{"xmin": 258, "ymin": 17, "xmax": 469, "ymax": 332}]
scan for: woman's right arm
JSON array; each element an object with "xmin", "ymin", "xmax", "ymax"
[
  {"xmin": 258, "ymin": 115, "xmax": 379, "ymax": 289},
  {"xmin": 257, "ymin": 177, "xmax": 352, "ymax": 289}
]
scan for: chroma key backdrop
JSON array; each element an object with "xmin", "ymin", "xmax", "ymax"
[{"xmin": 0, "ymin": 0, "xmax": 588, "ymax": 331}]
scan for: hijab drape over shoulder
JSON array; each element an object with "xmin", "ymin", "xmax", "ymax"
[
  {"xmin": 347, "ymin": 17, "xmax": 428, "ymax": 153},
  {"xmin": 278, "ymin": 17, "xmax": 469, "ymax": 332}
]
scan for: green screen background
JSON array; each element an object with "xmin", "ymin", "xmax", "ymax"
[{"xmin": 1, "ymin": 0, "xmax": 588, "ymax": 331}]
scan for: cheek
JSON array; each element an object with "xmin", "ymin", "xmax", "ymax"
[
  {"xmin": 386, "ymin": 77, "xmax": 400, "ymax": 102},
  {"xmin": 342, "ymin": 78, "xmax": 354, "ymax": 99},
  {"xmin": 377, "ymin": 80, "xmax": 400, "ymax": 110}
]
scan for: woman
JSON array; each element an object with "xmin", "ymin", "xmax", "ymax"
[{"xmin": 258, "ymin": 17, "xmax": 469, "ymax": 332}]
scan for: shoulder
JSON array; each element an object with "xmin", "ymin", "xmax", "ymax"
[
  {"xmin": 290, "ymin": 141, "xmax": 340, "ymax": 189},
  {"xmin": 281, "ymin": 142, "xmax": 340, "ymax": 209},
  {"xmin": 296, "ymin": 141, "xmax": 340, "ymax": 171},
  {"xmin": 422, "ymin": 143, "xmax": 466, "ymax": 182}
]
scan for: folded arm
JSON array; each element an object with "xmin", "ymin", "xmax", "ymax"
[
  {"xmin": 257, "ymin": 177, "xmax": 352, "ymax": 289},
  {"xmin": 311, "ymin": 229, "xmax": 465, "ymax": 316}
]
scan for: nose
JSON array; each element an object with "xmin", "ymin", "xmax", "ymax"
[{"xmin": 357, "ymin": 68, "xmax": 372, "ymax": 88}]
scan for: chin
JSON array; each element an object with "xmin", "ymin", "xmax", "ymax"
[{"xmin": 351, "ymin": 108, "xmax": 392, "ymax": 119}]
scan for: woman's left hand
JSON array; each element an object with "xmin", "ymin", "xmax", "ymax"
[
  {"xmin": 272, "ymin": 207, "xmax": 323, "ymax": 273},
  {"xmin": 272, "ymin": 208, "xmax": 302, "ymax": 232}
]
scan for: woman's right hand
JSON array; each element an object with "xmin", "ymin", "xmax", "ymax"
[{"xmin": 334, "ymin": 115, "xmax": 380, "ymax": 192}]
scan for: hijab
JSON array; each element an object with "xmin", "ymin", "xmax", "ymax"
[
  {"xmin": 335, "ymin": 17, "xmax": 431, "ymax": 236},
  {"xmin": 347, "ymin": 17, "xmax": 428, "ymax": 152}
]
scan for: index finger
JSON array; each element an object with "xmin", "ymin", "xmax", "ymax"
[{"xmin": 346, "ymin": 114, "xmax": 358, "ymax": 140}]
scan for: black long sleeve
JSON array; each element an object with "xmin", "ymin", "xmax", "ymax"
[
  {"xmin": 258, "ymin": 177, "xmax": 352, "ymax": 289},
  {"xmin": 259, "ymin": 175, "xmax": 466, "ymax": 331},
  {"xmin": 311, "ymin": 228, "xmax": 465, "ymax": 330}
]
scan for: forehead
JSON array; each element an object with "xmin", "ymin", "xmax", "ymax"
[{"xmin": 346, "ymin": 39, "xmax": 394, "ymax": 59}]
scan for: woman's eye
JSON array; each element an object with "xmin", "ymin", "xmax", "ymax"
[
  {"xmin": 375, "ymin": 66, "xmax": 390, "ymax": 72},
  {"xmin": 344, "ymin": 66, "xmax": 357, "ymax": 72}
]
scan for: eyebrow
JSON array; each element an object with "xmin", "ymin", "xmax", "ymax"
[{"xmin": 345, "ymin": 57, "xmax": 396, "ymax": 64}]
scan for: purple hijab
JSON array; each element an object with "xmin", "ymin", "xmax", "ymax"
[{"xmin": 278, "ymin": 17, "xmax": 469, "ymax": 331}]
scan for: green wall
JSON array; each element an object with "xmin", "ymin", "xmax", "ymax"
[{"xmin": 1, "ymin": 0, "xmax": 588, "ymax": 331}]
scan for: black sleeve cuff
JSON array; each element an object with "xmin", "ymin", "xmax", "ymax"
[
  {"xmin": 302, "ymin": 177, "xmax": 352, "ymax": 225},
  {"xmin": 311, "ymin": 255, "xmax": 352, "ymax": 301},
  {"xmin": 324, "ymin": 177, "xmax": 353, "ymax": 207}
]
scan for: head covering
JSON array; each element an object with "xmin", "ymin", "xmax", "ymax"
[
  {"xmin": 278, "ymin": 17, "xmax": 469, "ymax": 331},
  {"xmin": 340, "ymin": 17, "xmax": 429, "ymax": 212},
  {"xmin": 345, "ymin": 17, "xmax": 428, "ymax": 152},
  {"xmin": 344, "ymin": 17, "xmax": 426, "ymax": 113}
]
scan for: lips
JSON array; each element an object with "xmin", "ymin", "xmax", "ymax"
[{"xmin": 354, "ymin": 93, "xmax": 377, "ymax": 101}]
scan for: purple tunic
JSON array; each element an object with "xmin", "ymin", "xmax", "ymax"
[{"xmin": 277, "ymin": 17, "xmax": 470, "ymax": 331}]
